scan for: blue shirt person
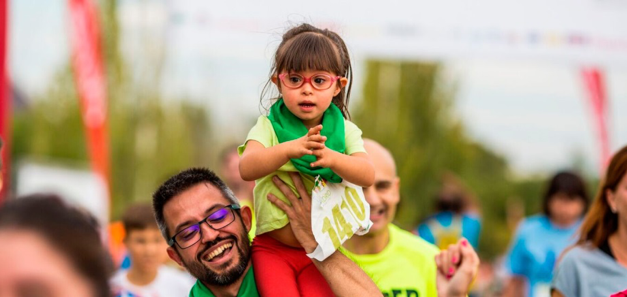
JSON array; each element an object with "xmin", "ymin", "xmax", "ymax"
[
  {"xmin": 502, "ymin": 171, "xmax": 590, "ymax": 297},
  {"xmin": 417, "ymin": 211, "xmax": 481, "ymax": 250}
]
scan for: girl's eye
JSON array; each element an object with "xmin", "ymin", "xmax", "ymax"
[
  {"xmin": 288, "ymin": 75, "xmax": 302, "ymax": 84},
  {"xmin": 313, "ymin": 76, "xmax": 327, "ymax": 85}
]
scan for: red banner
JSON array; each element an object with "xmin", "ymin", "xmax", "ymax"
[
  {"xmin": 0, "ymin": 0, "xmax": 9, "ymax": 203},
  {"xmin": 582, "ymin": 67, "xmax": 611, "ymax": 173},
  {"xmin": 68, "ymin": 0, "xmax": 110, "ymax": 204}
]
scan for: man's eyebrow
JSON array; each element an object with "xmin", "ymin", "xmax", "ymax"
[
  {"xmin": 172, "ymin": 204, "xmax": 223, "ymax": 234},
  {"xmin": 375, "ymin": 180, "xmax": 392, "ymax": 187}
]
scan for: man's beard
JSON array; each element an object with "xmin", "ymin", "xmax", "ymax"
[{"xmin": 179, "ymin": 230, "xmax": 251, "ymax": 286}]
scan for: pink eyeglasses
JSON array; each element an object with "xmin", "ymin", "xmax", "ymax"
[{"xmin": 278, "ymin": 73, "xmax": 342, "ymax": 90}]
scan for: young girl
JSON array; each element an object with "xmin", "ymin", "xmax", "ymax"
[{"xmin": 238, "ymin": 23, "xmax": 375, "ymax": 296}]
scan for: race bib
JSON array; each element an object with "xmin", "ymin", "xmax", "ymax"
[{"xmin": 307, "ymin": 176, "xmax": 372, "ymax": 261}]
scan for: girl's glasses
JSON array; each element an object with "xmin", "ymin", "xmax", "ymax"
[{"xmin": 278, "ymin": 73, "xmax": 341, "ymax": 90}]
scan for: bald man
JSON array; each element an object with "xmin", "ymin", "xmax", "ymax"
[{"xmin": 343, "ymin": 139, "xmax": 478, "ymax": 297}]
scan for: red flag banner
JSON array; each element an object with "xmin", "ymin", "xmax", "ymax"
[
  {"xmin": 0, "ymin": 0, "xmax": 9, "ymax": 203},
  {"xmin": 582, "ymin": 67, "xmax": 611, "ymax": 172},
  {"xmin": 68, "ymin": 0, "xmax": 110, "ymax": 201}
]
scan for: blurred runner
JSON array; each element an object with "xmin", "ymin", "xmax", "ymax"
[
  {"xmin": 111, "ymin": 204, "xmax": 194, "ymax": 297},
  {"xmin": 502, "ymin": 171, "xmax": 589, "ymax": 297},
  {"xmin": 552, "ymin": 145, "xmax": 627, "ymax": 297},
  {"xmin": 417, "ymin": 173, "xmax": 481, "ymax": 250}
]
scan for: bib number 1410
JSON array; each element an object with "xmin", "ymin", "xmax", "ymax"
[{"xmin": 321, "ymin": 187, "xmax": 366, "ymax": 249}]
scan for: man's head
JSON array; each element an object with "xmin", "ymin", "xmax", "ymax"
[
  {"xmin": 0, "ymin": 194, "xmax": 112, "ymax": 297},
  {"xmin": 152, "ymin": 168, "xmax": 252, "ymax": 287},
  {"xmin": 362, "ymin": 139, "xmax": 401, "ymax": 235},
  {"xmin": 122, "ymin": 204, "xmax": 167, "ymax": 274}
]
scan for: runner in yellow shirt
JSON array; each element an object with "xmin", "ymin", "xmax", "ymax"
[{"xmin": 343, "ymin": 139, "xmax": 479, "ymax": 297}]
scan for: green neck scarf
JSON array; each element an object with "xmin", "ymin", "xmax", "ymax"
[{"xmin": 268, "ymin": 98, "xmax": 345, "ymax": 183}]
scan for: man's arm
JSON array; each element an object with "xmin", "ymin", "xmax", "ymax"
[{"xmin": 267, "ymin": 172, "xmax": 382, "ymax": 297}]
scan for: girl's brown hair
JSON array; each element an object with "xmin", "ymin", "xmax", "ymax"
[
  {"xmin": 261, "ymin": 23, "xmax": 353, "ymax": 119},
  {"xmin": 577, "ymin": 145, "xmax": 627, "ymax": 248}
]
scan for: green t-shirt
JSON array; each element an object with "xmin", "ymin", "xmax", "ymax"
[
  {"xmin": 343, "ymin": 224, "xmax": 440, "ymax": 297},
  {"xmin": 189, "ymin": 266, "xmax": 258, "ymax": 297},
  {"xmin": 238, "ymin": 116, "xmax": 365, "ymax": 235}
]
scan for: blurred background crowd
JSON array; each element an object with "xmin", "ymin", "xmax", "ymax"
[{"xmin": 0, "ymin": 0, "xmax": 626, "ymax": 296}]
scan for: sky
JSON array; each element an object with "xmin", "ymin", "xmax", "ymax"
[{"xmin": 8, "ymin": 0, "xmax": 627, "ymax": 176}]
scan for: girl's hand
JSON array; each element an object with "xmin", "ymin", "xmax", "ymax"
[
  {"xmin": 310, "ymin": 145, "xmax": 339, "ymax": 169},
  {"xmin": 286, "ymin": 125, "xmax": 326, "ymax": 159}
]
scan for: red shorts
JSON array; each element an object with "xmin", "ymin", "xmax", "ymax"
[{"xmin": 251, "ymin": 233, "xmax": 334, "ymax": 297}]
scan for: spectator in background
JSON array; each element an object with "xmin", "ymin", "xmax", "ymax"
[
  {"xmin": 417, "ymin": 173, "xmax": 481, "ymax": 250},
  {"xmin": 502, "ymin": 171, "xmax": 589, "ymax": 297},
  {"xmin": 111, "ymin": 203, "xmax": 194, "ymax": 296},
  {"xmin": 0, "ymin": 194, "xmax": 113, "ymax": 297},
  {"xmin": 220, "ymin": 144, "xmax": 256, "ymax": 237},
  {"xmin": 551, "ymin": 145, "xmax": 627, "ymax": 297},
  {"xmin": 343, "ymin": 139, "xmax": 480, "ymax": 297}
]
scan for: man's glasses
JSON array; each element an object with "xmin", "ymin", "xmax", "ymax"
[
  {"xmin": 168, "ymin": 204, "xmax": 240, "ymax": 249},
  {"xmin": 278, "ymin": 73, "xmax": 341, "ymax": 90}
]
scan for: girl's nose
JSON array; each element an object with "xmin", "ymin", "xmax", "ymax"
[{"xmin": 301, "ymin": 83, "xmax": 314, "ymax": 95}]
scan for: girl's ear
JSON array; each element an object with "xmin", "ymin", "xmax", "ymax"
[
  {"xmin": 271, "ymin": 76, "xmax": 281, "ymax": 92},
  {"xmin": 339, "ymin": 77, "xmax": 348, "ymax": 88},
  {"xmin": 333, "ymin": 77, "xmax": 348, "ymax": 96}
]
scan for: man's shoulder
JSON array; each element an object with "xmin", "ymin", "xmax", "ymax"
[{"xmin": 389, "ymin": 224, "xmax": 440, "ymax": 257}]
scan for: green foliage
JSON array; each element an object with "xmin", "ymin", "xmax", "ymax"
[
  {"xmin": 11, "ymin": 0, "xmax": 212, "ymax": 220},
  {"xmin": 12, "ymin": 68, "xmax": 212, "ymax": 220}
]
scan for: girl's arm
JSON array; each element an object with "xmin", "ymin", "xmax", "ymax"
[
  {"xmin": 239, "ymin": 125, "xmax": 326, "ymax": 181},
  {"xmin": 311, "ymin": 150, "xmax": 374, "ymax": 187}
]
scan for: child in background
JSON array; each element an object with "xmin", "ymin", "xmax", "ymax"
[
  {"xmin": 239, "ymin": 23, "xmax": 374, "ymax": 296},
  {"xmin": 111, "ymin": 204, "xmax": 194, "ymax": 297}
]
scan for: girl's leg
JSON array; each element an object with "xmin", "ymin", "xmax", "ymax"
[{"xmin": 251, "ymin": 234, "xmax": 302, "ymax": 297}]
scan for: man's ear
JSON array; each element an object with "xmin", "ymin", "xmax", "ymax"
[
  {"xmin": 240, "ymin": 206, "xmax": 253, "ymax": 233},
  {"xmin": 392, "ymin": 177, "xmax": 401, "ymax": 204},
  {"xmin": 167, "ymin": 246, "xmax": 183, "ymax": 267}
]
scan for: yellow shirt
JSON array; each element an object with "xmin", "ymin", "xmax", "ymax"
[
  {"xmin": 343, "ymin": 224, "xmax": 440, "ymax": 297},
  {"xmin": 238, "ymin": 116, "xmax": 365, "ymax": 235}
]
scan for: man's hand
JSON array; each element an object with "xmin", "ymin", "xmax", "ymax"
[
  {"xmin": 267, "ymin": 172, "xmax": 382, "ymax": 296},
  {"xmin": 435, "ymin": 238, "xmax": 479, "ymax": 297},
  {"xmin": 286, "ymin": 125, "xmax": 326, "ymax": 159},
  {"xmin": 266, "ymin": 172, "xmax": 318, "ymax": 253}
]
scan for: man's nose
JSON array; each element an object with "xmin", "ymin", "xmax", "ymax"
[
  {"xmin": 363, "ymin": 186, "xmax": 380, "ymax": 205},
  {"xmin": 199, "ymin": 222, "xmax": 220, "ymax": 243}
]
